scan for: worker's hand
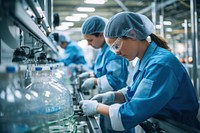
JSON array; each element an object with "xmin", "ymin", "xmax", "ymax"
[
  {"xmin": 79, "ymin": 72, "xmax": 94, "ymax": 79},
  {"xmin": 80, "ymin": 100, "xmax": 99, "ymax": 116},
  {"xmin": 79, "ymin": 72, "xmax": 90, "ymax": 79},
  {"xmin": 91, "ymin": 91, "xmax": 115, "ymax": 105},
  {"xmin": 81, "ymin": 78, "xmax": 96, "ymax": 90}
]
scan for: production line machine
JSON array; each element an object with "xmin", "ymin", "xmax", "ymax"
[
  {"xmin": 0, "ymin": 0, "xmax": 102, "ymax": 132},
  {"xmin": 69, "ymin": 67, "xmax": 102, "ymax": 133}
]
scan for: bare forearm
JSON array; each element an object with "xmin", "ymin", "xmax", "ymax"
[
  {"xmin": 94, "ymin": 78, "xmax": 97, "ymax": 85},
  {"xmin": 96, "ymin": 103, "xmax": 110, "ymax": 117},
  {"xmin": 114, "ymin": 92, "xmax": 126, "ymax": 103}
]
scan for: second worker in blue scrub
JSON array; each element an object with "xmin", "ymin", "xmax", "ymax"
[{"xmin": 80, "ymin": 16, "xmax": 134, "ymax": 133}]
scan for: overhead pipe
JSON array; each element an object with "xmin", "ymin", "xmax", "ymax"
[
  {"xmin": 184, "ymin": 19, "xmax": 189, "ymax": 72},
  {"xmin": 138, "ymin": 0, "xmax": 177, "ymax": 14},
  {"xmin": 151, "ymin": 1, "xmax": 157, "ymax": 27},
  {"xmin": 114, "ymin": 0, "xmax": 129, "ymax": 11},
  {"xmin": 159, "ymin": 15, "xmax": 164, "ymax": 37},
  {"xmin": 190, "ymin": 0, "xmax": 198, "ymax": 93}
]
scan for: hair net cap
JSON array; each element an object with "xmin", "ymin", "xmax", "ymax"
[
  {"xmin": 104, "ymin": 12, "xmax": 155, "ymax": 40},
  {"xmin": 58, "ymin": 34, "xmax": 71, "ymax": 45},
  {"xmin": 82, "ymin": 16, "xmax": 108, "ymax": 35}
]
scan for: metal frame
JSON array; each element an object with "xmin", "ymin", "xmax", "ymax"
[
  {"xmin": 138, "ymin": 0, "xmax": 177, "ymax": 14},
  {"xmin": 149, "ymin": 117, "xmax": 200, "ymax": 133},
  {"xmin": 26, "ymin": 0, "xmax": 51, "ymax": 33},
  {"xmin": 72, "ymin": 77, "xmax": 102, "ymax": 133},
  {"xmin": 13, "ymin": 1, "xmax": 57, "ymax": 52},
  {"xmin": 78, "ymin": 92, "xmax": 102, "ymax": 133},
  {"xmin": 0, "ymin": 0, "xmax": 57, "ymax": 53},
  {"xmin": 190, "ymin": 0, "xmax": 198, "ymax": 93}
]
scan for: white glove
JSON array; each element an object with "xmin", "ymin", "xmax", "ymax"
[
  {"xmin": 80, "ymin": 100, "xmax": 99, "ymax": 116},
  {"xmin": 81, "ymin": 78, "xmax": 95, "ymax": 90},
  {"xmin": 79, "ymin": 72, "xmax": 90, "ymax": 79},
  {"xmin": 91, "ymin": 91, "xmax": 115, "ymax": 105}
]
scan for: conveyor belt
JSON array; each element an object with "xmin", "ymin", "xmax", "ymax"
[
  {"xmin": 72, "ymin": 76, "xmax": 102, "ymax": 133},
  {"xmin": 78, "ymin": 92, "xmax": 102, "ymax": 133}
]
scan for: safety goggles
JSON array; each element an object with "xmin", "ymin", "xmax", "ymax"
[{"xmin": 110, "ymin": 38, "xmax": 123, "ymax": 53}]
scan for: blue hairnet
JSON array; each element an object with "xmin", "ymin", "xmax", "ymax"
[
  {"xmin": 82, "ymin": 16, "xmax": 108, "ymax": 35},
  {"xmin": 104, "ymin": 12, "xmax": 155, "ymax": 40},
  {"xmin": 58, "ymin": 34, "xmax": 71, "ymax": 45}
]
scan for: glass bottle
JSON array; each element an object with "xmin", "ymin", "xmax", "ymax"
[
  {"xmin": 30, "ymin": 65, "xmax": 74, "ymax": 132},
  {"xmin": 0, "ymin": 65, "xmax": 46, "ymax": 133}
]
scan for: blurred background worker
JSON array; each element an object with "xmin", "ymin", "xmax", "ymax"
[
  {"xmin": 51, "ymin": 33, "xmax": 88, "ymax": 67},
  {"xmin": 80, "ymin": 12, "xmax": 200, "ymax": 131},
  {"xmin": 80, "ymin": 16, "xmax": 133, "ymax": 133}
]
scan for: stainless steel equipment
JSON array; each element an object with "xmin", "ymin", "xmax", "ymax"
[{"xmin": 70, "ymin": 68, "xmax": 102, "ymax": 133}]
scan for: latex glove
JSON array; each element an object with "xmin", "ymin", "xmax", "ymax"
[
  {"xmin": 79, "ymin": 72, "xmax": 90, "ymax": 79},
  {"xmin": 81, "ymin": 78, "xmax": 96, "ymax": 90},
  {"xmin": 91, "ymin": 91, "xmax": 115, "ymax": 105},
  {"xmin": 80, "ymin": 100, "xmax": 99, "ymax": 116}
]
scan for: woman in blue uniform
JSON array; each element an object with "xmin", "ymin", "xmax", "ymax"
[
  {"xmin": 80, "ymin": 16, "xmax": 132, "ymax": 132},
  {"xmin": 80, "ymin": 12, "xmax": 200, "ymax": 131}
]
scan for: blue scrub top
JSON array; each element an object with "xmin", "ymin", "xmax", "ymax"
[
  {"xmin": 57, "ymin": 41, "xmax": 87, "ymax": 66},
  {"xmin": 94, "ymin": 42, "xmax": 133, "ymax": 133},
  {"xmin": 93, "ymin": 42, "xmax": 129, "ymax": 91},
  {"xmin": 109, "ymin": 41, "xmax": 199, "ymax": 130}
]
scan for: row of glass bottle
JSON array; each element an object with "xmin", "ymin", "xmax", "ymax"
[{"xmin": 0, "ymin": 63, "xmax": 76, "ymax": 133}]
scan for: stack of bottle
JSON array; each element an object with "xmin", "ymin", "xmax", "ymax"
[{"xmin": 0, "ymin": 63, "xmax": 76, "ymax": 133}]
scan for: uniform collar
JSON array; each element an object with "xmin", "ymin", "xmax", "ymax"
[
  {"xmin": 98, "ymin": 42, "xmax": 108, "ymax": 55},
  {"xmin": 138, "ymin": 41, "xmax": 157, "ymax": 71},
  {"xmin": 101, "ymin": 42, "xmax": 108, "ymax": 51}
]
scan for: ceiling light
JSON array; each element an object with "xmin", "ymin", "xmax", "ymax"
[
  {"xmin": 73, "ymin": 13, "xmax": 88, "ymax": 18},
  {"xmin": 77, "ymin": 7, "xmax": 95, "ymax": 12},
  {"xmin": 156, "ymin": 25, "xmax": 161, "ymax": 29},
  {"xmin": 65, "ymin": 16, "xmax": 81, "ymax": 21},
  {"xmin": 84, "ymin": 0, "xmax": 107, "ymax": 4},
  {"xmin": 55, "ymin": 26, "xmax": 69, "ymax": 31},
  {"xmin": 163, "ymin": 21, "xmax": 172, "ymax": 25},
  {"xmin": 166, "ymin": 28, "xmax": 172, "ymax": 32},
  {"xmin": 61, "ymin": 22, "xmax": 74, "ymax": 27},
  {"xmin": 136, "ymin": 2, "xmax": 144, "ymax": 6}
]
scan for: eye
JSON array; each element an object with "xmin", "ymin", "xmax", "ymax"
[{"xmin": 113, "ymin": 43, "xmax": 120, "ymax": 49}]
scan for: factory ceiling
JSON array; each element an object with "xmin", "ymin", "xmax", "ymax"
[{"xmin": 53, "ymin": 0, "xmax": 200, "ymax": 41}]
